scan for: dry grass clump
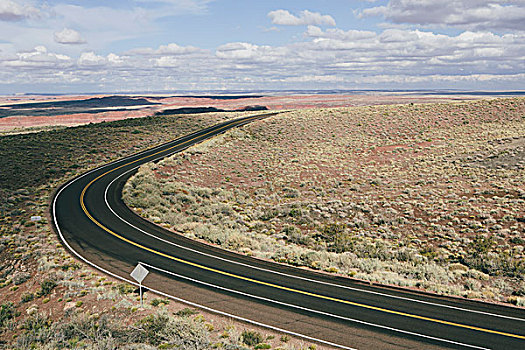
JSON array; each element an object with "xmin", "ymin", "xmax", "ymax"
[
  {"xmin": 13, "ymin": 310, "xmax": 213, "ymax": 349},
  {"xmin": 124, "ymin": 98, "xmax": 525, "ymax": 303}
]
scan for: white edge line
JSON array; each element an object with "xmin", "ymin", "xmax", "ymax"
[
  {"xmin": 104, "ymin": 149, "xmax": 525, "ymax": 323},
  {"xmin": 52, "ymin": 177, "xmax": 356, "ymax": 350},
  {"xmin": 139, "ymin": 261, "xmax": 489, "ymax": 350}
]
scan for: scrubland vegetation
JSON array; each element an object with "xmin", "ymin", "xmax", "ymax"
[
  {"xmin": 124, "ymin": 98, "xmax": 525, "ymax": 304},
  {"xmin": 1, "ymin": 112, "xmax": 316, "ymax": 349}
]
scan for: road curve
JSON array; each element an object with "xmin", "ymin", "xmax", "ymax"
[{"xmin": 52, "ymin": 113, "xmax": 525, "ymax": 350}]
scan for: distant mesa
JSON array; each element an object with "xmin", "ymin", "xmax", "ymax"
[
  {"xmin": 1, "ymin": 96, "xmax": 160, "ymax": 110},
  {"xmin": 154, "ymin": 105, "xmax": 268, "ymax": 116},
  {"xmin": 151, "ymin": 95, "xmax": 264, "ymax": 101},
  {"xmin": 0, "ymin": 96, "xmax": 268, "ymax": 119},
  {"xmin": 0, "ymin": 96, "xmax": 160, "ymax": 118}
]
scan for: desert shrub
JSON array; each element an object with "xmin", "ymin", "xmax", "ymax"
[
  {"xmin": 410, "ymin": 263, "xmax": 452, "ymax": 284},
  {"xmin": 17, "ymin": 312, "xmax": 117, "ymax": 349},
  {"xmin": 175, "ymin": 308, "xmax": 198, "ymax": 317},
  {"xmin": 134, "ymin": 314, "xmax": 171, "ymax": 345},
  {"xmin": 513, "ymin": 281, "xmax": 525, "ymax": 297},
  {"xmin": 21, "ymin": 312, "xmax": 52, "ymax": 332},
  {"xmin": 462, "ymin": 235, "xmax": 524, "ymax": 277},
  {"xmin": 241, "ymin": 330, "xmax": 263, "ymax": 346},
  {"xmin": 150, "ymin": 298, "xmax": 170, "ymax": 307},
  {"xmin": 226, "ymin": 233, "xmax": 259, "ymax": 251},
  {"xmin": 21, "ymin": 293, "xmax": 35, "ymax": 303},
  {"xmin": 282, "ymin": 187, "xmax": 300, "ymax": 198},
  {"xmin": 37, "ymin": 256, "xmax": 58, "ymax": 272},
  {"xmin": 130, "ymin": 312, "xmax": 211, "ymax": 349},
  {"xmin": 13, "ymin": 272, "xmax": 31, "ymax": 285},
  {"xmin": 114, "ymin": 283, "xmax": 135, "ymax": 295},
  {"xmin": 283, "ymin": 225, "xmax": 310, "ymax": 246},
  {"xmin": 470, "ymin": 235, "xmax": 494, "ymax": 256},
  {"xmin": 395, "ymin": 247, "xmax": 419, "ymax": 262},
  {"xmin": 259, "ymin": 208, "xmax": 279, "ymax": 221},
  {"xmin": 0, "ymin": 302, "xmax": 18, "ymax": 329},
  {"xmin": 37, "ymin": 278, "xmax": 57, "ymax": 297},
  {"xmin": 317, "ymin": 223, "xmax": 353, "ymax": 253},
  {"xmin": 16, "ymin": 313, "xmax": 55, "ymax": 348}
]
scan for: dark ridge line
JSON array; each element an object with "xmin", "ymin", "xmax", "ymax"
[
  {"xmin": 0, "ymin": 96, "xmax": 160, "ymax": 110},
  {"xmin": 150, "ymin": 95, "xmax": 265, "ymax": 100},
  {"xmin": 154, "ymin": 105, "xmax": 268, "ymax": 116}
]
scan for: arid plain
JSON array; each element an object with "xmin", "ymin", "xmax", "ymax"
[{"xmin": 1, "ymin": 94, "xmax": 523, "ymax": 349}]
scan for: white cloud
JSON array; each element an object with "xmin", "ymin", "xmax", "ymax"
[
  {"xmin": 154, "ymin": 56, "xmax": 178, "ymax": 67},
  {"xmin": 353, "ymin": 73, "xmax": 525, "ymax": 84},
  {"xmin": 54, "ymin": 28, "xmax": 86, "ymax": 45},
  {"xmin": 361, "ymin": 0, "xmax": 525, "ymax": 31},
  {"xmin": 78, "ymin": 51, "xmax": 106, "ymax": 66},
  {"xmin": 130, "ymin": 43, "xmax": 205, "ymax": 56},
  {"xmin": 306, "ymin": 26, "xmax": 376, "ymax": 41},
  {"xmin": 216, "ymin": 42, "xmax": 259, "ymax": 60},
  {"xmin": 215, "ymin": 42, "xmax": 288, "ymax": 63},
  {"xmin": 3, "ymin": 45, "xmax": 71, "ymax": 68},
  {"xmin": 107, "ymin": 53, "xmax": 123, "ymax": 64},
  {"xmin": 0, "ymin": 4, "xmax": 523, "ymax": 93},
  {"xmin": 0, "ymin": 0, "xmax": 39, "ymax": 21},
  {"xmin": 268, "ymin": 9, "xmax": 336, "ymax": 26}
]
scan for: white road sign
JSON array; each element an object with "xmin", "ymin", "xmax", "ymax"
[{"xmin": 130, "ymin": 263, "xmax": 149, "ymax": 283}]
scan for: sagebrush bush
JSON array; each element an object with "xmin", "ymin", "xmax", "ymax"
[
  {"xmin": 37, "ymin": 279, "xmax": 57, "ymax": 297},
  {"xmin": 241, "ymin": 330, "xmax": 263, "ymax": 346},
  {"xmin": 14, "ymin": 310, "xmax": 215, "ymax": 350},
  {"xmin": 0, "ymin": 302, "xmax": 18, "ymax": 330}
]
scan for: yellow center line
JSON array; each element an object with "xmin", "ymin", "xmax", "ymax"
[{"xmin": 78, "ymin": 115, "xmax": 525, "ymax": 341}]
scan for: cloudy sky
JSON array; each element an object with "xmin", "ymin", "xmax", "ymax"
[{"xmin": 0, "ymin": 0, "xmax": 524, "ymax": 93}]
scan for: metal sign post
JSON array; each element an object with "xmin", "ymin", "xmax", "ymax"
[
  {"xmin": 139, "ymin": 281, "xmax": 143, "ymax": 307},
  {"xmin": 130, "ymin": 263, "xmax": 149, "ymax": 307}
]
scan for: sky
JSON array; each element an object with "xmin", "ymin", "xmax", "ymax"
[{"xmin": 0, "ymin": 0, "xmax": 524, "ymax": 94}]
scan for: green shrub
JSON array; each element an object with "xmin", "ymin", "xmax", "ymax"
[
  {"xmin": 280, "ymin": 335, "xmax": 290, "ymax": 342},
  {"xmin": 150, "ymin": 298, "xmax": 170, "ymax": 307},
  {"xmin": 37, "ymin": 278, "xmax": 57, "ymax": 297},
  {"xmin": 13, "ymin": 272, "xmax": 31, "ymax": 285},
  {"xmin": 22, "ymin": 312, "xmax": 51, "ymax": 332},
  {"xmin": 136, "ymin": 314, "xmax": 170, "ymax": 345},
  {"xmin": 241, "ymin": 330, "xmax": 263, "ymax": 346},
  {"xmin": 114, "ymin": 283, "xmax": 135, "ymax": 295},
  {"xmin": 318, "ymin": 223, "xmax": 352, "ymax": 253},
  {"xmin": 175, "ymin": 307, "xmax": 198, "ymax": 317},
  {"xmin": 21, "ymin": 293, "xmax": 35, "ymax": 303},
  {"xmin": 0, "ymin": 302, "xmax": 18, "ymax": 328}
]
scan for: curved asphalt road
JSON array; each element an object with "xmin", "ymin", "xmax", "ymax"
[{"xmin": 52, "ymin": 113, "xmax": 525, "ymax": 350}]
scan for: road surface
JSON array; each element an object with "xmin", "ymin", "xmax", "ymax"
[{"xmin": 52, "ymin": 113, "xmax": 525, "ymax": 349}]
